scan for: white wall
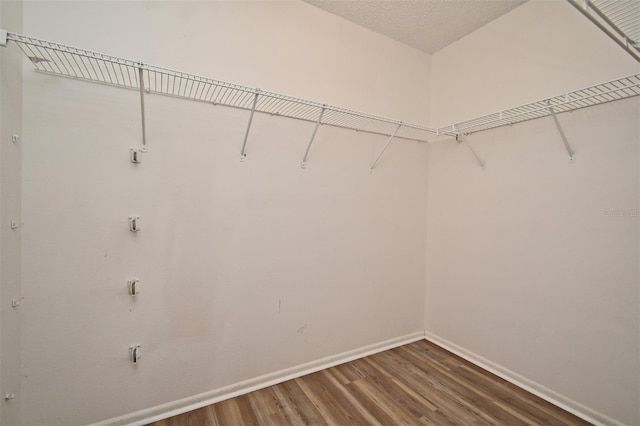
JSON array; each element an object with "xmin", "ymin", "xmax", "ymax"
[
  {"xmin": 427, "ymin": 1, "xmax": 640, "ymax": 424},
  {"xmin": 0, "ymin": 1, "xmax": 23, "ymax": 425},
  {"xmin": 20, "ymin": 1, "xmax": 430, "ymax": 424}
]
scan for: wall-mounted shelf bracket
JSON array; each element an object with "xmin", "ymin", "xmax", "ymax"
[
  {"xmin": 128, "ymin": 216, "xmax": 140, "ymax": 232},
  {"xmin": 130, "ymin": 147, "xmax": 145, "ymax": 163},
  {"xmin": 137, "ymin": 65, "xmax": 147, "ymax": 147},
  {"xmin": 129, "ymin": 345, "xmax": 141, "ymax": 364},
  {"xmin": 240, "ymin": 90, "xmax": 260, "ymax": 161},
  {"xmin": 11, "ymin": 298, "xmax": 21, "ymax": 308},
  {"xmin": 369, "ymin": 123, "xmax": 402, "ymax": 173},
  {"xmin": 127, "ymin": 279, "xmax": 140, "ymax": 296},
  {"xmin": 4, "ymin": 393, "xmax": 15, "ymax": 401},
  {"xmin": 0, "ymin": 30, "xmax": 7, "ymax": 47},
  {"xmin": 456, "ymin": 133, "xmax": 486, "ymax": 170},
  {"xmin": 301, "ymin": 106, "xmax": 325, "ymax": 169},
  {"xmin": 547, "ymin": 100, "xmax": 575, "ymax": 162}
]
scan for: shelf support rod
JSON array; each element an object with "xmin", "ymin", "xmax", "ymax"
[
  {"xmin": 301, "ymin": 106, "xmax": 325, "ymax": 169},
  {"xmin": 138, "ymin": 66, "xmax": 147, "ymax": 147},
  {"xmin": 370, "ymin": 123, "xmax": 402, "ymax": 171},
  {"xmin": 240, "ymin": 90, "xmax": 260, "ymax": 161},
  {"xmin": 547, "ymin": 100, "xmax": 575, "ymax": 160},
  {"xmin": 457, "ymin": 134, "xmax": 486, "ymax": 170}
]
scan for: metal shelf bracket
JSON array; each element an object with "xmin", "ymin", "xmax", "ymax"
[
  {"xmin": 130, "ymin": 147, "xmax": 144, "ymax": 163},
  {"xmin": 137, "ymin": 65, "xmax": 147, "ymax": 147},
  {"xmin": 240, "ymin": 89, "xmax": 260, "ymax": 161},
  {"xmin": 129, "ymin": 344, "xmax": 141, "ymax": 364},
  {"xmin": 457, "ymin": 134, "xmax": 486, "ymax": 170},
  {"xmin": 547, "ymin": 100, "xmax": 576, "ymax": 162},
  {"xmin": 369, "ymin": 123, "xmax": 402, "ymax": 172},
  {"xmin": 301, "ymin": 106, "xmax": 325, "ymax": 169}
]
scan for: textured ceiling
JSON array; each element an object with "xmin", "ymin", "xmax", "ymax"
[{"xmin": 303, "ymin": 0, "xmax": 528, "ymax": 54}]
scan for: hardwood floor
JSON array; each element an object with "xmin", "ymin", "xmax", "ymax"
[{"xmin": 150, "ymin": 340, "xmax": 591, "ymax": 425}]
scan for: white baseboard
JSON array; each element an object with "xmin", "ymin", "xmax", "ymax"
[
  {"xmin": 92, "ymin": 331, "xmax": 425, "ymax": 426},
  {"xmin": 423, "ymin": 331, "xmax": 625, "ymax": 426}
]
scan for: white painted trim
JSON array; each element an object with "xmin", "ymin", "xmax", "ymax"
[
  {"xmin": 423, "ymin": 331, "xmax": 625, "ymax": 426},
  {"xmin": 92, "ymin": 331, "xmax": 425, "ymax": 426}
]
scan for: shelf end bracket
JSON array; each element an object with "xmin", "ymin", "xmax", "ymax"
[
  {"xmin": 369, "ymin": 123, "xmax": 402, "ymax": 172},
  {"xmin": 547, "ymin": 100, "xmax": 575, "ymax": 161},
  {"xmin": 240, "ymin": 90, "xmax": 260, "ymax": 161},
  {"xmin": 0, "ymin": 30, "xmax": 8, "ymax": 47},
  {"xmin": 301, "ymin": 106, "xmax": 325, "ymax": 169}
]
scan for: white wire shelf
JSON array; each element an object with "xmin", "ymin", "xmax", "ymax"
[
  {"xmin": 568, "ymin": 0, "xmax": 640, "ymax": 61},
  {"xmin": 438, "ymin": 74, "xmax": 640, "ymax": 136},
  {"xmin": 4, "ymin": 31, "xmax": 640, "ymax": 150},
  {"xmin": 6, "ymin": 32, "xmax": 438, "ymax": 144},
  {"xmin": 593, "ymin": 0, "xmax": 640, "ymax": 46}
]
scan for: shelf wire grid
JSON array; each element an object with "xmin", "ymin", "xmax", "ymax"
[
  {"xmin": 438, "ymin": 74, "xmax": 640, "ymax": 135},
  {"xmin": 7, "ymin": 32, "xmax": 640, "ymax": 141},
  {"xmin": 592, "ymin": 0, "xmax": 639, "ymax": 48},
  {"xmin": 567, "ymin": 0, "xmax": 640, "ymax": 61},
  {"xmin": 7, "ymin": 32, "xmax": 437, "ymax": 143}
]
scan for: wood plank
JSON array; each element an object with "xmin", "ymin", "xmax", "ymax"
[
  {"xmin": 246, "ymin": 387, "xmax": 287, "ymax": 425},
  {"xmin": 416, "ymin": 340, "xmax": 591, "ymax": 426},
  {"xmin": 320, "ymin": 369, "xmax": 383, "ymax": 426},
  {"xmin": 372, "ymin": 349, "xmax": 491, "ymax": 425},
  {"xmin": 149, "ymin": 339, "xmax": 593, "ymax": 426},
  {"xmin": 397, "ymin": 344, "xmax": 535, "ymax": 425},
  {"xmin": 294, "ymin": 373, "xmax": 354, "ymax": 425},
  {"xmin": 269, "ymin": 379, "xmax": 326, "ymax": 425},
  {"xmin": 212, "ymin": 398, "xmax": 244, "ymax": 426},
  {"xmin": 347, "ymin": 377, "xmax": 419, "ymax": 425}
]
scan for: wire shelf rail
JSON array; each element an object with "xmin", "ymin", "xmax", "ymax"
[
  {"xmin": 5, "ymin": 32, "xmax": 438, "ymax": 144},
  {"xmin": 438, "ymin": 74, "xmax": 640, "ymax": 136},
  {"xmin": 593, "ymin": 0, "xmax": 640, "ymax": 46},
  {"xmin": 567, "ymin": 0, "xmax": 640, "ymax": 62},
  {"xmin": 3, "ymin": 31, "xmax": 639, "ymax": 157}
]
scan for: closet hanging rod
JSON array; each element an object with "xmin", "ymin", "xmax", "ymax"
[
  {"xmin": 439, "ymin": 73, "xmax": 640, "ymax": 136},
  {"xmin": 3, "ymin": 32, "xmax": 438, "ymax": 144}
]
